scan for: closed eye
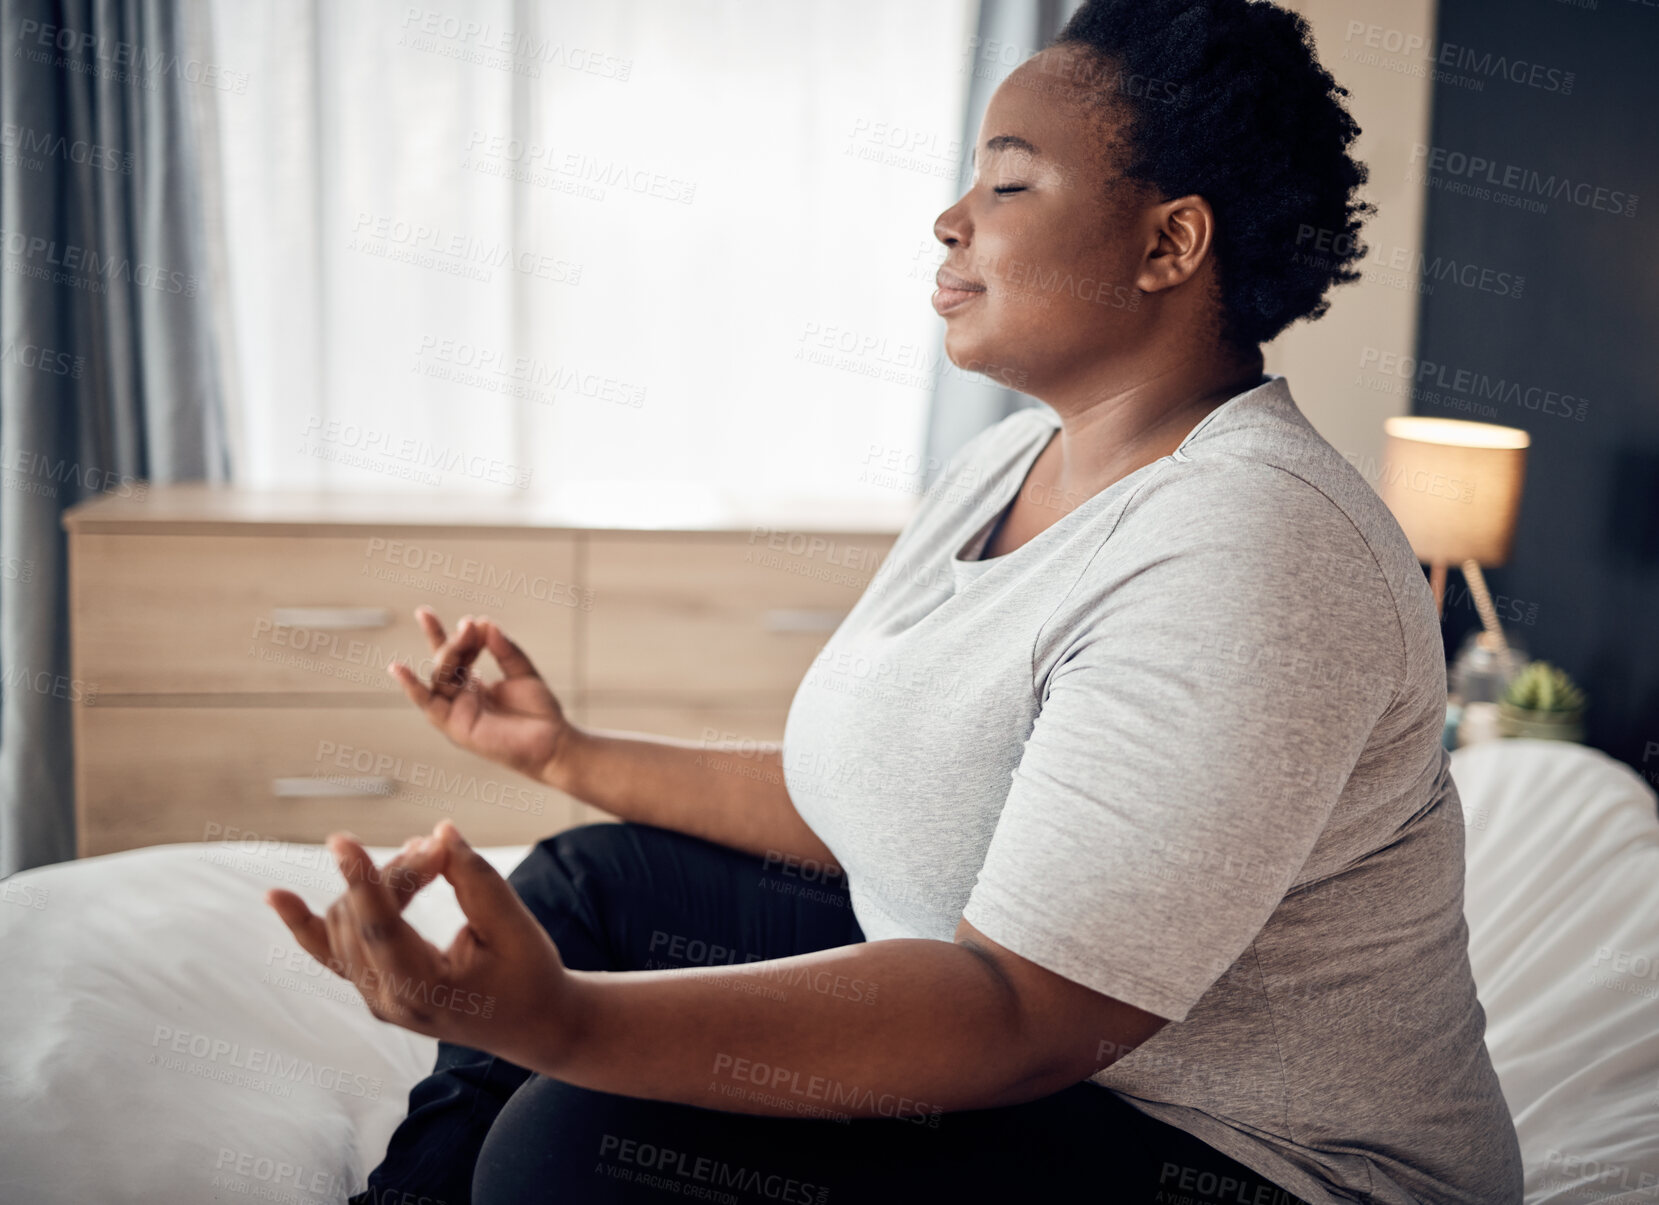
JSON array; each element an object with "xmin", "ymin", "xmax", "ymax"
[{"xmin": 993, "ymin": 185, "xmax": 1026, "ymax": 196}]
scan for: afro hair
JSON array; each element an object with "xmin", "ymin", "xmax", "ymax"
[{"xmin": 1050, "ymin": 0, "xmax": 1374, "ymax": 349}]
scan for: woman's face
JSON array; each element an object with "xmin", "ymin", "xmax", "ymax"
[{"xmin": 932, "ymin": 46, "xmax": 1161, "ymax": 397}]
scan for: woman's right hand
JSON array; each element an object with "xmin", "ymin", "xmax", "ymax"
[{"xmin": 390, "ymin": 607, "xmax": 581, "ymax": 788}]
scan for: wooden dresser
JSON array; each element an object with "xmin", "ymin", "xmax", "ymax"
[{"xmin": 63, "ymin": 487, "xmax": 905, "ymax": 856}]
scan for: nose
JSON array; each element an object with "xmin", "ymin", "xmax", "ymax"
[{"xmin": 933, "ymin": 193, "xmax": 971, "ymax": 248}]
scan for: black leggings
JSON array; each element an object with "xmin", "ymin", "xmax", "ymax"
[{"xmin": 353, "ymin": 822, "xmax": 1307, "ymax": 1205}]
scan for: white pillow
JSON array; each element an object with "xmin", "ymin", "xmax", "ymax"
[{"xmin": 0, "ymin": 836, "xmax": 527, "ymax": 1205}]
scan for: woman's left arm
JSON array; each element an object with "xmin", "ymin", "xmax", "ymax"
[{"xmin": 267, "ymin": 821, "xmax": 1167, "ymax": 1121}]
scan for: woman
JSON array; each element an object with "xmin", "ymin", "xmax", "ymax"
[{"xmin": 269, "ymin": 2, "xmax": 1524, "ymax": 1201}]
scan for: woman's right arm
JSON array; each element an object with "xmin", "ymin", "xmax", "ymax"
[{"xmin": 391, "ymin": 607, "xmax": 838, "ymax": 872}]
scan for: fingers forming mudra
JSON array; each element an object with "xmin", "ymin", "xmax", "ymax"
[
  {"xmin": 416, "ymin": 607, "xmax": 487, "ymax": 699},
  {"xmin": 384, "ymin": 607, "xmax": 567, "ymax": 780}
]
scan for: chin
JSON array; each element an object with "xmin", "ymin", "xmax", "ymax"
[
  {"xmin": 943, "ymin": 328, "xmax": 1020, "ymax": 391},
  {"xmin": 941, "ymin": 323, "xmax": 987, "ymax": 370}
]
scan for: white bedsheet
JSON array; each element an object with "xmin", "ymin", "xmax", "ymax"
[
  {"xmin": 1, "ymin": 738, "xmax": 1656, "ymax": 1202},
  {"xmin": 0, "ymin": 835, "xmax": 526, "ymax": 1204},
  {"xmin": 1455, "ymin": 739, "xmax": 1659, "ymax": 1204}
]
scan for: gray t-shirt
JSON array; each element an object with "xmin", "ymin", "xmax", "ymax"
[{"xmin": 782, "ymin": 375, "xmax": 1523, "ymax": 1204}]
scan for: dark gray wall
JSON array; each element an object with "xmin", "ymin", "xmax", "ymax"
[{"xmin": 1414, "ymin": 0, "xmax": 1659, "ymax": 785}]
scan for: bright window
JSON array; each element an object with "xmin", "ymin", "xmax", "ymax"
[{"xmin": 207, "ymin": 0, "xmax": 978, "ymax": 517}]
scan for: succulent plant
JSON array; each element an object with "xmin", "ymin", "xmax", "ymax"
[{"xmin": 1501, "ymin": 660, "xmax": 1586, "ymax": 713}]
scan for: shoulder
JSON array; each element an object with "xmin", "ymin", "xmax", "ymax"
[
  {"xmin": 1117, "ymin": 390, "xmax": 1430, "ymax": 617},
  {"xmin": 1059, "ymin": 454, "xmax": 1415, "ymax": 698},
  {"xmin": 1129, "ymin": 379, "xmax": 1436, "ymax": 627},
  {"xmin": 1116, "ymin": 455, "xmax": 1380, "ymax": 579}
]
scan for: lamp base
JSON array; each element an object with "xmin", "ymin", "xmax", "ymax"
[{"xmin": 1450, "ymin": 626, "xmax": 1528, "ymax": 706}]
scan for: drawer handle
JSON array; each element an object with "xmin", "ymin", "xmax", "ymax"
[
  {"xmin": 269, "ymin": 607, "xmax": 392, "ymax": 630},
  {"xmin": 270, "ymin": 776, "xmax": 395, "ymax": 798},
  {"xmin": 762, "ymin": 608, "xmax": 847, "ymax": 634}
]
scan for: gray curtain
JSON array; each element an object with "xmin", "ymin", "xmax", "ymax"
[
  {"xmin": 922, "ymin": 0, "xmax": 1082, "ymax": 485},
  {"xmin": 0, "ymin": 0, "xmax": 230, "ymax": 875}
]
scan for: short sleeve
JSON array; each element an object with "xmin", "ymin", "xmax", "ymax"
[{"xmin": 961, "ymin": 469, "xmax": 1403, "ymax": 1021}]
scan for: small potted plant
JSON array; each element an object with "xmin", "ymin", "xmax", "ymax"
[{"xmin": 1497, "ymin": 660, "xmax": 1586, "ymax": 742}]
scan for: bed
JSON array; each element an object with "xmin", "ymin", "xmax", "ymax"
[{"xmin": 2, "ymin": 737, "xmax": 1655, "ymax": 1203}]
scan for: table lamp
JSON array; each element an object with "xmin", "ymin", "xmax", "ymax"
[{"xmin": 1377, "ymin": 415, "xmax": 1530, "ymax": 670}]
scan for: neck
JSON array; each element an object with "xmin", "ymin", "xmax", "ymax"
[{"xmin": 1036, "ymin": 344, "xmax": 1267, "ymax": 497}]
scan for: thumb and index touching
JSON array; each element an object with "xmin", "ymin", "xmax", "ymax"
[{"xmin": 267, "ymin": 819, "xmax": 519, "ymax": 959}]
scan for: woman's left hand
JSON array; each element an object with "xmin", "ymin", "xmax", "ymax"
[{"xmin": 265, "ymin": 819, "xmax": 580, "ymax": 1074}]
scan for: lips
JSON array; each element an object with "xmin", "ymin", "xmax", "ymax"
[{"xmin": 933, "ymin": 266, "xmax": 986, "ymax": 315}]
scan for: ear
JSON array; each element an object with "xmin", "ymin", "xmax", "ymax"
[{"xmin": 1134, "ymin": 193, "xmax": 1216, "ymax": 296}]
